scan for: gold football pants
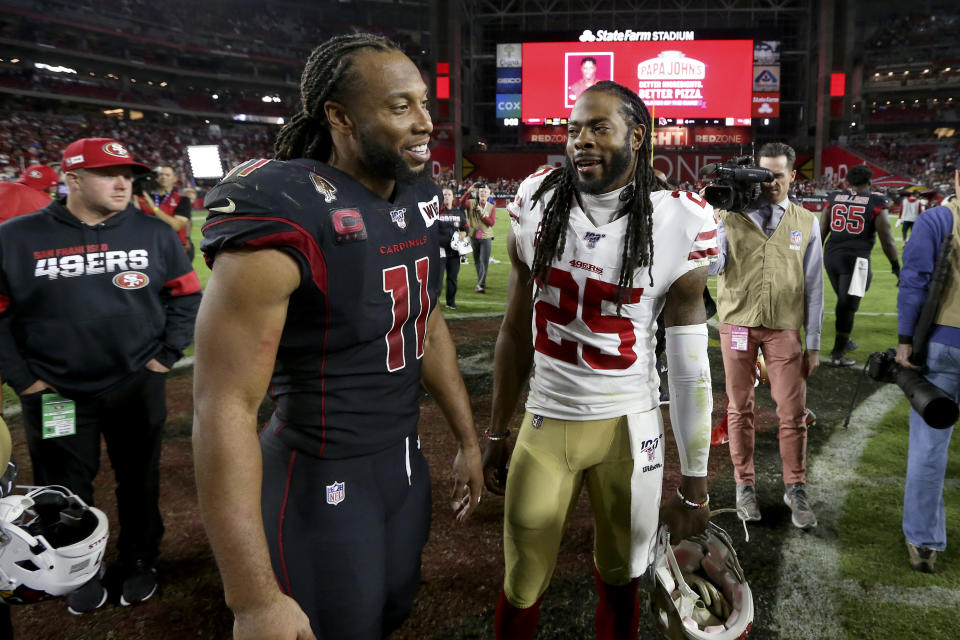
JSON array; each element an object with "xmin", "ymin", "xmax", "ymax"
[{"xmin": 502, "ymin": 410, "xmax": 664, "ymax": 607}]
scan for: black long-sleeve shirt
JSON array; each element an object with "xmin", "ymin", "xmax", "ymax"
[{"xmin": 0, "ymin": 199, "xmax": 201, "ymax": 397}]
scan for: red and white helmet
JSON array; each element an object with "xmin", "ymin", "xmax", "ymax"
[
  {"xmin": 0, "ymin": 486, "xmax": 108, "ymax": 604},
  {"xmin": 649, "ymin": 521, "xmax": 754, "ymax": 640}
]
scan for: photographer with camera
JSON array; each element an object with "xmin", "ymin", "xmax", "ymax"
[
  {"xmin": 820, "ymin": 165, "xmax": 900, "ymax": 367},
  {"xmin": 707, "ymin": 142, "xmax": 824, "ymax": 529},
  {"xmin": 135, "ymin": 165, "xmax": 193, "ymax": 261},
  {"xmin": 896, "ymin": 169, "xmax": 960, "ymax": 573}
]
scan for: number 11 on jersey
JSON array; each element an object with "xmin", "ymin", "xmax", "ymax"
[{"xmin": 382, "ymin": 257, "xmax": 430, "ymax": 372}]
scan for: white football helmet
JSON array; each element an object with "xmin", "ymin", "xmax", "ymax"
[
  {"xmin": 450, "ymin": 235, "xmax": 472, "ymax": 255},
  {"xmin": 649, "ymin": 521, "xmax": 754, "ymax": 640},
  {"xmin": 0, "ymin": 486, "xmax": 108, "ymax": 604}
]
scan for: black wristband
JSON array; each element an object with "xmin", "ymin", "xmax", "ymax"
[{"xmin": 898, "ymin": 334, "xmax": 913, "ymax": 345}]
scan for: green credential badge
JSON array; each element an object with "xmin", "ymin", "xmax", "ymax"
[{"xmin": 41, "ymin": 393, "xmax": 76, "ymax": 439}]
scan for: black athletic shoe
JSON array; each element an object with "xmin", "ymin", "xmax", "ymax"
[
  {"xmin": 842, "ymin": 339, "xmax": 859, "ymax": 355},
  {"xmin": 67, "ymin": 573, "xmax": 107, "ymax": 615},
  {"xmin": 120, "ymin": 559, "xmax": 158, "ymax": 606}
]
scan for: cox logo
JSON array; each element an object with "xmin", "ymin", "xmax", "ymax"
[{"xmin": 498, "ymin": 100, "xmax": 520, "ymax": 111}]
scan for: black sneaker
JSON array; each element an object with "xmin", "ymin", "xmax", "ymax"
[
  {"xmin": 842, "ymin": 339, "xmax": 859, "ymax": 355},
  {"xmin": 120, "ymin": 560, "xmax": 157, "ymax": 606},
  {"xmin": 67, "ymin": 573, "xmax": 107, "ymax": 615},
  {"xmin": 445, "ymin": 303, "xmax": 458, "ymax": 310}
]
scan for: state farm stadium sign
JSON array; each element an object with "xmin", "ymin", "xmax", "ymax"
[{"xmin": 579, "ymin": 29, "xmax": 695, "ymax": 42}]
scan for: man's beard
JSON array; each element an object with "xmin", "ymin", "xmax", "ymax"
[
  {"xmin": 572, "ymin": 140, "xmax": 634, "ymax": 195},
  {"xmin": 358, "ymin": 127, "xmax": 424, "ymax": 185}
]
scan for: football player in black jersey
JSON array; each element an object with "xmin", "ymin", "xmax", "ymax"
[
  {"xmin": 193, "ymin": 34, "xmax": 484, "ymax": 640},
  {"xmin": 820, "ymin": 164, "xmax": 901, "ymax": 366}
]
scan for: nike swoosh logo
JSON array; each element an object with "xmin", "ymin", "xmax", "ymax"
[{"xmin": 209, "ymin": 198, "xmax": 236, "ymax": 214}]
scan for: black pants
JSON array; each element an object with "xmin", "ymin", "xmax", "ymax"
[
  {"xmin": 824, "ymin": 251, "xmax": 872, "ymax": 338},
  {"xmin": 902, "ymin": 220, "xmax": 914, "ymax": 242},
  {"xmin": 261, "ymin": 419, "xmax": 432, "ymax": 640},
  {"xmin": 442, "ymin": 251, "xmax": 461, "ymax": 306},
  {"xmin": 20, "ymin": 369, "xmax": 167, "ymax": 566}
]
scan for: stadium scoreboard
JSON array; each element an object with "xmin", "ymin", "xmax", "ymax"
[{"xmin": 496, "ymin": 35, "xmax": 781, "ymax": 133}]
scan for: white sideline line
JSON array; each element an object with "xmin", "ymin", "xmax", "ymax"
[
  {"xmin": 852, "ymin": 476, "xmax": 960, "ymax": 491},
  {"xmin": 772, "ymin": 384, "xmax": 904, "ymax": 639},
  {"xmin": 837, "ymin": 580, "xmax": 960, "ymax": 609}
]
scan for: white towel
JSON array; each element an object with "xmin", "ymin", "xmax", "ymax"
[{"xmin": 847, "ymin": 257, "xmax": 869, "ymax": 297}]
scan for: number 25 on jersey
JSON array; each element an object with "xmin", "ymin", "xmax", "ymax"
[{"xmin": 535, "ymin": 267, "xmax": 643, "ymax": 370}]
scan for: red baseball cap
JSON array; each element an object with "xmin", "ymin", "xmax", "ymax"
[
  {"xmin": 61, "ymin": 138, "xmax": 150, "ymax": 174},
  {"xmin": 16, "ymin": 164, "xmax": 59, "ymax": 191}
]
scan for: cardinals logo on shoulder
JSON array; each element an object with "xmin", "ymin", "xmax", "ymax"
[
  {"xmin": 326, "ymin": 481, "xmax": 346, "ymax": 506},
  {"xmin": 311, "ymin": 174, "xmax": 337, "ymax": 203},
  {"xmin": 101, "ymin": 142, "xmax": 130, "ymax": 158},
  {"xmin": 112, "ymin": 271, "xmax": 149, "ymax": 290}
]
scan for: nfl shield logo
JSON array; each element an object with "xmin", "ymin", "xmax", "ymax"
[
  {"xmin": 390, "ymin": 208, "xmax": 407, "ymax": 229},
  {"xmin": 584, "ymin": 231, "xmax": 605, "ymax": 249},
  {"xmin": 531, "ymin": 415, "xmax": 544, "ymax": 429},
  {"xmin": 790, "ymin": 230, "xmax": 802, "ymax": 245},
  {"xmin": 326, "ymin": 481, "xmax": 345, "ymax": 506}
]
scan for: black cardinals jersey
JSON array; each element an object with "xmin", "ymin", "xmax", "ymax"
[
  {"xmin": 824, "ymin": 189, "xmax": 890, "ymax": 258},
  {"xmin": 201, "ymin": 158, "xmax": 443, "ymax": 459}
]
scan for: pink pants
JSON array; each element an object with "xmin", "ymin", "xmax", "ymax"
[{"xmin": 718, "ymin": 323, "xmax": 808, "ymax": 486}]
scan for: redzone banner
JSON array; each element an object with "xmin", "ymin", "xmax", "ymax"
[{"xmin": 521, "ymin": 40, "xmax": 753, "ymax": 123}]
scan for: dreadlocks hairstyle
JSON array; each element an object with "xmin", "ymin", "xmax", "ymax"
[
  {"xmin": 274, "ymin": 33, "xmax": 402, "ymax": 162},
  {"xmin": 529, "ymin": 80, "xmax": 658, "ymax": 314}
]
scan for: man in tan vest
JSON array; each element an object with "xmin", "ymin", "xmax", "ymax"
[
  {"xmin": 896, "ymin": 169, "xmax": 960, "ymax": 574},
  {"xmin": 709, "ymin": 142, "xmax": 824, "ymax": 529}
]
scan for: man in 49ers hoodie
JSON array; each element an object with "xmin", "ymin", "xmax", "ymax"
[{"xmin": 0, "ymin": 138, "xmax": 201, "ymax": 615}]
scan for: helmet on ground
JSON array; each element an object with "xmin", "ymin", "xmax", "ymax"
[
  {"xmin": 0, "ymin": 486, "xmax": 108, "ymax": 604},
  {"xmin": 649, "ymin": 521, "xmax": 754, "ymax": 640}
]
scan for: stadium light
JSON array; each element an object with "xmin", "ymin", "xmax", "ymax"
[
  {"xmin": 212, "ymin": 94, "xmax": 219, "ymax": 100},
  {"xmin": 187, "ymin": 145, "xmax": 224, "ymax": 180}
]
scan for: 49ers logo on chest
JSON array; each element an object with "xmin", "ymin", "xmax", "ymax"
[{"xmin": 112, "ymin": 271, "xmax": 149, "ymax": 290}]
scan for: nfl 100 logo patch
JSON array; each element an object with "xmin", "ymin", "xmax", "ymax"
[
  {"xmin": 326, "ymin": 481, "xmax": 346, "ymax": 506},
  {"xmin": 790, "ymin": 230, "xmax": 802, "ymax": 246},
  {"xmin": 584, "ymin": 231, "xmax": 605, "ymax": 249},
  {"xmin": 531, "ymin": 414, "xmax": 544, "ymax": 429},
  {"xmin": 390, "ymin": 208, "xmax": 407, "ymax": 229}
]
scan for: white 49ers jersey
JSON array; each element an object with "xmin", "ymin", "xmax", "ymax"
[{"xmin": 509, "ymin": 169, "xmax": 718, "ymax": 420}]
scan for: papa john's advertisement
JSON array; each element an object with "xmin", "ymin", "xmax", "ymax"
[{"xmin": 521, "ymin": 40, "xmax": 753, "ymax": 123}]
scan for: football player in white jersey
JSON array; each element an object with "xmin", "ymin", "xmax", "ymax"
[{"xmin": 482, "ymin": 81, "xmax": 718, "ymax": 639}]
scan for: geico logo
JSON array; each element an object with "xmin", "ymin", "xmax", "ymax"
[
  {"xmin": 498, "ymin": 101, "xmax": 520, "ymax": 110},
  {"xmin": 497, "ymin": 77, "xmax": 521, "ymax": 84},
  {"xmin": 34, "ymin": 249, "xmax": 149, "ymax": 279}
]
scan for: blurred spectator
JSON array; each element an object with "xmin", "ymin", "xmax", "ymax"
[{"xmin": 135, "ymin": 165, "xmax": 193, "ymax": 260}]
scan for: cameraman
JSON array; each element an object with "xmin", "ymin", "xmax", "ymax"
[
  {"xmin": 135, "ymin": 165, "xmax": 192, "ymax": 260},
  {"xmin": 708, "ymin": 142, "xmax": 824, "ymax": 529},
  {"xmin": 896, "ymin": 169, "xmax": 960, "ymax": 574}
]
